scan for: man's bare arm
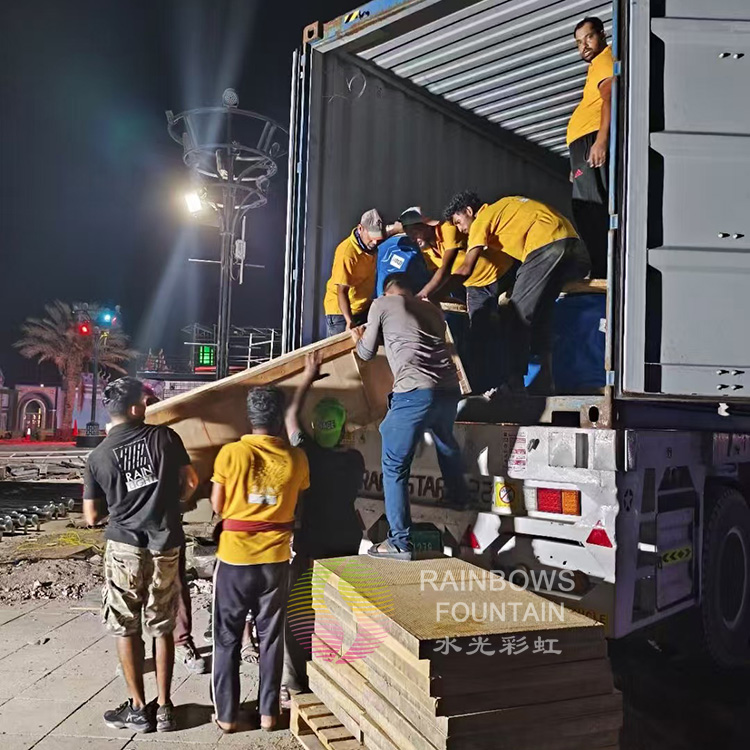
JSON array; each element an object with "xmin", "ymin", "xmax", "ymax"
[
  {"xmin": 336, "ymin": 285, "xmax": 354, "ymax": 329},
  {"xmin": 588, "ymin": 77, "xmax": 612, "ymax": 168},
  {"xmin": 418, "ymin": 247, "xmax": 459, "ymax": 299},
  {"xmin": 83, "ymin": 499, "xmax": 104, "ymax": 527},
  {"xmin": 210, "ymin": 483, "xmax": 226, "ymax": 515},
  {"xmin": 285, "ymin": 351, "xmax": 322, "ymax": 438}
]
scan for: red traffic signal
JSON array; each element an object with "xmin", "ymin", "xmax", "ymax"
[{"xmin": 78, "ymin": 323, "xmax": 92, "ymax": 336}]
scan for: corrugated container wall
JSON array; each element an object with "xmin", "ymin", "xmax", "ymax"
[{"xmin": 286, "ymin": 48, "xmax": 571, "ymax": 347}]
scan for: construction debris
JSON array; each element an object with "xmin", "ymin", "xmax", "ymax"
[
  {"xmin": 0, "ymin": 558, "xmax": 103, "ymax": 604},
  {"xmin": 299, "ymin": 557, "xmax": 622, "ymax": 750}
]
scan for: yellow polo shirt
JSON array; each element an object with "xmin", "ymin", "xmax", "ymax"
[
  {"xmin": 423, "ymin": 221, "xmax": 513, "ymax": 288},
  {"xmin": 468, "ymin": 198, "xmax": 578, "ymax": 263},
  {"xmin": 323, "ymin": 231, "xmax": 377, "ymax": 316},
  {"xmin": 212, "ymin": 435, "xmax": 310, "ymax": 565},
  {"xmin": 421, "ymin": 222, "xmax": 467, "ymax": 272},
  {"xmin": 567, "ymin": 46, "xmax": 614, "ymax": 145}
]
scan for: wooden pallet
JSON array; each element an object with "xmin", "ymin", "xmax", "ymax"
[{"xmin": 290, "ymin": 692, "xmax": 365, "ymax": 750}]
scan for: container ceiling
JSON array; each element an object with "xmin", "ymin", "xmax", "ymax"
[{"xmin": 357, "ymin": 0, "xmax": 613, "ymax": 156}]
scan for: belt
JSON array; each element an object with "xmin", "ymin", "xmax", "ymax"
[{"xmin": 221, "ymin": 519, "xmax": 294, "ymax": 533}]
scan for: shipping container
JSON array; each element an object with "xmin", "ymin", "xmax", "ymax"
[{"xmin": 284, "ymin": 0, "xmax": 750, "ymax": 427}]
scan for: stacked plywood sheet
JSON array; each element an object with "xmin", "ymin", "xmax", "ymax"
[
  {"xmin": 305, "ymin": 557, "xmax": 621, "ymax": 750},
  {"xmin": 145, "ymin": 331, "xmax": 469, "ymax": 485}
]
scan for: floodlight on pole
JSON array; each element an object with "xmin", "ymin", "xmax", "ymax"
[
  {"xmin": 185, "ymin": 192, "xmax": 203, "ymax": 214},
  {"xmin": 166, "ymin": 93, "xmax": 288, "ymax": 380}
]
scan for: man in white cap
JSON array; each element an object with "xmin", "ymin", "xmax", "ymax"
[{"xmin": 323, "ymin": 209, "xmax": 385, "ymax": 337}]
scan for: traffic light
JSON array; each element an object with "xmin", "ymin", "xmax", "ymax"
[
  {"xmin": 78, "ymin": 322, "xmax": 92, "ymax": 336},
  {"xmin": 98, "ymin": 308, "xmax": 119, "ymax": 327},
  {"xmin": 196, "ymin": 345, "xmax": 215, "ymax": 368}
]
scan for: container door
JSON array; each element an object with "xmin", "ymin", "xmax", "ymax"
[
  {"xmin": 620, "ymin": 0, "xmax": 750, "ymax": 399},
  {"xmin": 283, "ymin": 46, "xmax": 315, "ymax": 354}
]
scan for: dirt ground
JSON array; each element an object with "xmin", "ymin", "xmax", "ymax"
[
  {"xmin": 0, "ymin": 518, "xmax": 216, "ymax": 607},
  {"xmin": 0, "ymin": 558, "xmax": 103, "ymax": 605}
]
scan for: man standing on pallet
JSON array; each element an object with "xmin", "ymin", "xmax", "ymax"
[
  {"xmin": 210, "ymin": 387, "xmax": 309, "ymax": 732},
  {"xmin": 323, "ymin": 209, "xmax": 385, "ymax": 337},
  {"xmin": 84, "ymin": 377, "xmax": 198, "ymax": 734},
  {"xmin": 445, "ymin": 192, "xmax": 589, "ymax": 393},
  {"xmin": 353, "ymin": 273, "xmax": 467, "ymax": 561},
  {"xmin": 567, "ymin": 16, "xmax": 614, "ymax": 280}
]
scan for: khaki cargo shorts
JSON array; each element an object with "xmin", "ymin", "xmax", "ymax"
[{"xmin": 102, "ymin": 540, "xmax": 180, "ymax": 638}]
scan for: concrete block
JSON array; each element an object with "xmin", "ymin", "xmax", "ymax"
[
  {"xmin": 34, "ymin": 737, "xmax": 130, "ymax": 750},
  {"xmin": 0, "ymin": 697, "xmax": 81, "ymax": 737},
  {"xmin": 0, "ymin": 736, "xmax": 38, "ymax": 750},
  {"xmin": 45, "ymin": 612, "xmax": 106, "ymax": 651},
  {"xmin": 217, "ymin": 729, "xmax": 301, "ymax": 748},
  {"xmin": 0, "ymin": 602, "xmax": 46, "ymax": 627},
  {"xmin": 128, "ymin": 742, "xmax": 221, "ymax": 750},
  {"xmin": 0, "ymin": 608, "xmax": 80, "ymax": 658},
  {"xmin": 51, "ymin": 681, "xmax": 137, "ymax": 740}
]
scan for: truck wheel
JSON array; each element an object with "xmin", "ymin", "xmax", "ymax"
[{"xmin": 701, "ymin": 487, "xmax": 750, "ymax": 668}]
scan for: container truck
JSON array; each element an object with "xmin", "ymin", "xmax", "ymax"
[{"xmin": 279, "ymin": 0, "xmax": 750, "ymax": 669}]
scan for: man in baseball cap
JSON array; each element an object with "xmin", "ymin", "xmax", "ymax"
[
  {"xmin": 397, "ymin": 206, "xmax": 468, "ymax": 301},
  {"xmin": 323, "ymin": 208, "xmax": 385, "ymax": 337}
]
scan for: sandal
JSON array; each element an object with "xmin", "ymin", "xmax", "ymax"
[{"xmin": 367, "ymin": 540, "xmax": 412, "ymax": 561}]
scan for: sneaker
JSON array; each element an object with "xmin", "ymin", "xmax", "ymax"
[
  {"xmin": 176, "ymin": 639, "xmax": 208, "ymax": 675},
  {"xmin": 156, "ymin": 700, "xmax": 177, "ymax": 732},
  {"xmin": 103, "ymin": 699, "xmax": 154, "ymax": 733}
]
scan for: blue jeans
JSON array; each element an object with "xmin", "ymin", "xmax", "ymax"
[
  {"xmin": 325, "ymin": 312, "xmax": 368, "ymax": 338},
  {"xmin": 379, "ymin": 389, "xmax": 466, "ymax": 551}
]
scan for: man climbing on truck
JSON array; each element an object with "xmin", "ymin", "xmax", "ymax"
[
  {"xmin": 567, "ymin": 16, "xmax": 614, "ymax": 279},
  {"xmin": 445, "ymin": 191, "xmax": 590, "ymax": 393},
  {"xmin": 352, "ymin": 272, "xmax": 467, "ymax": 560},
  {"xmin": 323, "ymin": 208, "xmax": 385, "ymax": 337}
]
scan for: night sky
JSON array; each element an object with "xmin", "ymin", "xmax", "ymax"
[{"xmin": 1, "ymin": 0, "xmax": 352, "ymax": 385}]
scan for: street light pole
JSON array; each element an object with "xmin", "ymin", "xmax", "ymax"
[
  {"xmin": 166, "ymin": 90, "xmax": 287, "ymax": 381},
  {"xmin": 86, "ymin": 328, "xmax": 100, "ymax": 435}
]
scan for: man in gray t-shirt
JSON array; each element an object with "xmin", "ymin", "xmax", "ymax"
[{"xmin": 353, "ymin": 273, "xmax": 468, "ymax": 560}]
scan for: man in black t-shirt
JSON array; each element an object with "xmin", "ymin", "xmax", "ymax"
[
  {"xmin": 84, "ymin": 377, "xmax": 198, "ymax": 734},
  {"xmin": 281, "ymin": 351, "xmax": 365, "ymax": 699}
]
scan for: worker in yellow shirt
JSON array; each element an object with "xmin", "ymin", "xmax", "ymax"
[
  {"xmin": 210, "ymin": 387, "xmax": 310, "ymax": 733},
  {"xmin": 395, "ymin": 207, "xmax": 467, "ymax": 300},
  {"xmin": 396, "ymin": 206, "xmax": 516, "ymax": 393},
  {"xmin": 322, "ymin": 208, "xmax": 385, "ymax": 337},
  {"xmin": 445, "ymin": 192, "xmax": 589, "ymax": 393},
  {"xmin": 567, "ymin": 16, "xmax": 614, "ymax": 279}
]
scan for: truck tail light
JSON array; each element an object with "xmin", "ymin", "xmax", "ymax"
[
  {"xmin": 586, "ymin": 525, "xmax": 613, "ymax": 548},
  {"xmin": 537, "ymin": 488, "xmax": 562, "ymax": 513},
  {"xmin": 536, "ymin": 488, "xmax": 581, "ymax": 516},
  {"xmin": 561, "ymin": 490, "xmax": 581, "ymax": 516}
]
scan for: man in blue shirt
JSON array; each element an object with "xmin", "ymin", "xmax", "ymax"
[{"xmin": 375, "ymin": 234, "xmax": 431, "ymax": 298}]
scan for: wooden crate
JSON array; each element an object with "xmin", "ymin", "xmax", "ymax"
[{"xmin": 290, "ymin": 692, "xmax": 365, "ymax": 750}]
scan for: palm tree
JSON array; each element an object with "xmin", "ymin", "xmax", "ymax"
[{"xmin": 15, "ymin": 301, "xmax": 136, "ymax": 436}]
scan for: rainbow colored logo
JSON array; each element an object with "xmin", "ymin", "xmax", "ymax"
[{"xmin": 287, "ymin": 558, "xmax": 395, "ymax": 662}]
